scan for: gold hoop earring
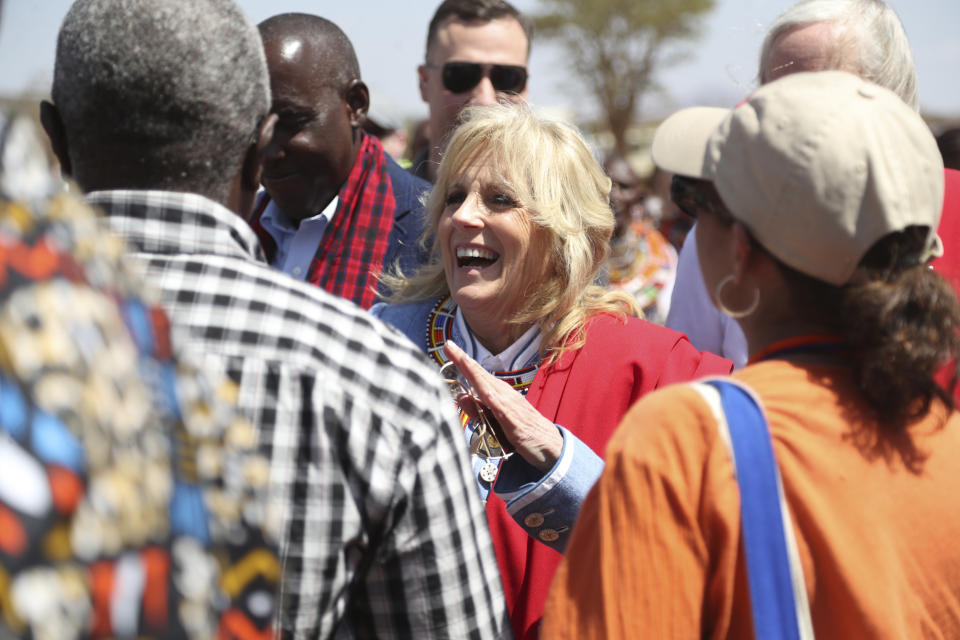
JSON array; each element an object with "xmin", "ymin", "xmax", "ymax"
[{"xmin": 715, "ymin": 274, "xmax": 759, "ymax": 319}]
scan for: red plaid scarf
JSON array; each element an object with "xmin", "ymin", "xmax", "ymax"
[{"xmin": 252, "ymin": 133, "xmax": 397, "ymax": 308}]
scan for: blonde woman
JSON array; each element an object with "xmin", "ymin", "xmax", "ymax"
[{"xmin": 372, "ymin": 103, "xmax": 730, "ymax": 640}]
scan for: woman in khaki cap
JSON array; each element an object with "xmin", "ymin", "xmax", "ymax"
[{"xmin": 543, "ymin": 70, "xmax": 960, "ymax": 639}]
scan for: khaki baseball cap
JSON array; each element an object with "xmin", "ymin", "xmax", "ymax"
[{"xmin": 652, "ymin": 70, "xmax": 944, "ymax": 286}]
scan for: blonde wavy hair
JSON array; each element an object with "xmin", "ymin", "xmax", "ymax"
[{"xmin": 382, "ymin": 103, "xmax": 639, "ymax": 363}]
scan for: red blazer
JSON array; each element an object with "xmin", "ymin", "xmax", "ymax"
[
  {"xmin": 933, "ymin": 168, "xmax": 960, "ymax": 290},
  {"xmin": 486, "ymin": 313, "xmax": 732, "ymax": 639},
  {"xmin": 933, "ymin": 169, "xmax": 960, "ymax": 400}
]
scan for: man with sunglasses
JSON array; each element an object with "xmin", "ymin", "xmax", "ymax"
[{"xmin": 415, "ymin": 0, "xmax": 532, "ymax": 182}]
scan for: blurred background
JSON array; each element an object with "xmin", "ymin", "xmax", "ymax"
[{"xmin": 1, "ymin": 0, "xmax": 957, "ymax": 171}]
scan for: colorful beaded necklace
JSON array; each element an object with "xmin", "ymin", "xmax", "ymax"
[{"xmin": 426, "ymin": 295, "xmax": 539, "ymax": 394}]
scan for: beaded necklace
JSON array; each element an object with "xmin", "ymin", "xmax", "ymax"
[
  {"xmin": 427, "ymin": 296, "xmax": 541, "ymax": 490},
  {"xmin": 426, "ymin": 295, "xmax": 539, "ymax": 394}
]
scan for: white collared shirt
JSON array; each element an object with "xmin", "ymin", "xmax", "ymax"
[
  {"xmin": 453, "ymin": 307, "xmax": 542, "ymax": 373},
  {"xmin": 259, "ymin": 195, "xmax": 339, "ymax": 280}
]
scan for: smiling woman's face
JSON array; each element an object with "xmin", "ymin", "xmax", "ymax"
[{"xmin": 437, "ymin": 159, "xmax": 550, "ymax": 349}]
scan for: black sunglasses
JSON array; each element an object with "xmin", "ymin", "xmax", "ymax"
[
  {"xmin": 670, "ymin": 175, "xmax": 734, "ymax": 224},
  {"xmin": 433, "ymin": 61, "xmax": 528, "ymax": 94}
]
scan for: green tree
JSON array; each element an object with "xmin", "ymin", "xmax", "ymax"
[{"xmin": 533, "ymin": 0, "xmax": 715, "ymax": 155}]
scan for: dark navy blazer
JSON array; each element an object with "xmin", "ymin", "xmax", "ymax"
[{"xmin": 380, "ymin": 154, "xmax": 431, "ymax": 290}]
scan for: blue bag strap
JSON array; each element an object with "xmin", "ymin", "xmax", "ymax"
[{"xmin": 696, "ymin": 379, "xmax": 815, "ymax": 640}]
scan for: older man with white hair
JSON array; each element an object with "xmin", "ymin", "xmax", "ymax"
[{"xmin": 40, "ymin": 0, "xmax": 509, "ymax": 636}]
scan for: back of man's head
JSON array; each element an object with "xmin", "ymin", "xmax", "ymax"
[
  {"xmin": 425, "ymin": 0, "xmax": 532, "ymax": 58},
  {"xmin": 51, "ymin": 0, "xmax": 270, "ymax": 200},
  {"xmin": 759, "ymin": 0, "xmax": 917, "ymax": 110}
]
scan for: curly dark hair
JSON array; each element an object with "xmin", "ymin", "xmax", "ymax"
[{"xmin": 777, "ymin": 227, "xmax": 960, "ymax": 433}]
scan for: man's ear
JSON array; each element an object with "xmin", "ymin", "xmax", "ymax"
[
  {"xmin": 417, "ymin": 64, "xmax": 430, "ymax": 102},
  {"xmin": 242, "ymin": 113, "xmax": 277, "ymax": 192},
  {"xmin": 39, "ymin": 100, "xmax": 72, "ymax": 178},
  {"xmin": 345, "ymin": 80, "xmax": 369, "ymax": 128}
]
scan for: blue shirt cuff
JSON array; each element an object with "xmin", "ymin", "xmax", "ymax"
[{"xmin": 493, "ymin": 425, "xmax": 605, "ymax": 552}]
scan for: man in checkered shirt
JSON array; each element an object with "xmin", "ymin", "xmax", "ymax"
[{"xmin": 41, "ymin": 0, "xmax": 510, "ymax": 637}]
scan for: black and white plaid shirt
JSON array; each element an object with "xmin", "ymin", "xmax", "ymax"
[{"xmin": 89, "ymin": 190, "xmax": 510, "ymax": 639}]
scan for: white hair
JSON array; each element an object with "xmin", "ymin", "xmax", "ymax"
[
  {"xmin": 52, "ymin": 0, "xmax": 270, "ymax": 199},
  {"xmin": 759, "ymin": 0, "xmax": 918, "ymax": 110}
]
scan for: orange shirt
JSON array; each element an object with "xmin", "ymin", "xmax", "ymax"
[{"xmin": 543, "ymin": 360, "xmax": 960, "ymax": 638}]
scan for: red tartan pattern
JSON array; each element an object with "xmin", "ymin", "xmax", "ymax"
[{"xmin": 252, "ymin": 133, "xmax": 397, "ymax": 309}]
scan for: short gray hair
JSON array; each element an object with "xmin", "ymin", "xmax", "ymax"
[
  {"xmin": 52, "ymin": 0, "xmax": 270, "ymax": 199},
  {"xmin": 759, "ymin": 0, "xmax": 918, "ymax": 110}
]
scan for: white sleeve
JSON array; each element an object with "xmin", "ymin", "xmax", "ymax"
[{"xmin": 665, "ymin": 224, "xmax": 748, "ymax": 368}]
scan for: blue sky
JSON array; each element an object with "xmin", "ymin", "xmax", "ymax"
[{"xmin": 2, "ymin": 0, "xmax": 957, "ymax": 123}]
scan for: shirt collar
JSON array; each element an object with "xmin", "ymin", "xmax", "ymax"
[
  {"xmin": 86, "ymin": 189, "xmax": 266, "ymax": 263},
  {"xmin": 453, "ymin": 307, "xmax": 542, "ymax": 373},
  {"xmin": 259, "ymin": 192, "xmax": 339, "ymax": 242}
]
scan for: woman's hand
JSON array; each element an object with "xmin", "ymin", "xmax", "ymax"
[{"xmin": 443, "ymin": 341, "xmax": 563, "ymax": 474}]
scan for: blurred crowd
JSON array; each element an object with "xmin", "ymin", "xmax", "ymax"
[{"xmin": 2, "ymin": 0, "xmax": 959, "ymax": 638}]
